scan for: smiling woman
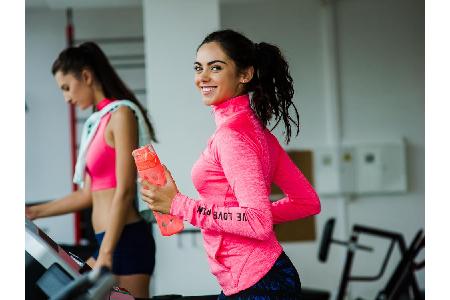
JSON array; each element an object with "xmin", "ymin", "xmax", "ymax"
[{"xmin": 139, "ymin": 29, "xmax": 321, "ymax": 299}]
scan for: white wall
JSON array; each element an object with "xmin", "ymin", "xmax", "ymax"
[
  {"xmin": 338, "ymin": 0, "xmax": 424, "ymax": 297},
  {"xmin": 143, "ymin": 0, "xmax": 221, "ymax": 296},
  {"xmin": 25, "ymin": 8, "xmax": 76, "ymax": 244},
  {"xmin": 224, "ymin": 0, "xmax": 329, "ymax": 149},
  {"xmin": 26, "ymin": 8, "xmax": 70, "ymax": 204}
]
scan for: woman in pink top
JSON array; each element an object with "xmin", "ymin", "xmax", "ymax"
[
  {"xmin": 140, "ymin": 29, "xmax": 321, "ymax": 298},
  {"xmin": 25, "ymin": 42, "xmax": 156, "ymax": 298}
]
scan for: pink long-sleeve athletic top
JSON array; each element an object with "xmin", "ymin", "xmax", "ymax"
[{"xmin": 170, "ymin": 94, "xmax": 321, "ymax": 295}]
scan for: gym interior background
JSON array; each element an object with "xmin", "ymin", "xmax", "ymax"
[{"xmin": 25, "ymin": 0, "xmax": 424, "ymax": 298}]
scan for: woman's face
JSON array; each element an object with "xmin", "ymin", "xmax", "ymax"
[
  {"xmin": 54, "ymin": 70, "xmax": 96, "ymax": 110},
  {"xmin": 194, "ymin": 42, "xmax": 251, "ymax": 106}
]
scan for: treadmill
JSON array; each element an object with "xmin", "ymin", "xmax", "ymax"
[{"xmin": 25, "ymin": 217, "xmax": 128, "ymax": 300}]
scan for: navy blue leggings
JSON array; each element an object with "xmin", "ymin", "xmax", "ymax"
[
  {"xmin": 218, "ymin": 252, "xmax": 302, "ymax": 299},
  {"xmin": 92, "ymin": 220, "xmax": 155, "ymax": 276}
]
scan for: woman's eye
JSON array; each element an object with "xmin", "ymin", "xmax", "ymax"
[
  {"xmin": 194, "ymin": 65, "xmax": 202, "ymax": 72},
  {"xmin": 211, "ymin": 65, "xmax": 222, "ymax": 71}
]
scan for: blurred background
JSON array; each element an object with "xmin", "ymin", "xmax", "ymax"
[{"xmin": 25, "ymin": 0, "xmax": 424, "ymax": 299}]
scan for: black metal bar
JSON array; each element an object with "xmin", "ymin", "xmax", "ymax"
[
  {"xmin": 336, "ymin": 233, "xmax": 358, "ymax": 300},
  {"xmin": 353, "ymin": 224, "xmax": 408, "ymax": 256},
  {"xmin": 332, "ymin": 240, "xmax": 348, "ymax": 247},
  {"xmin": 414, "ymin": 260, "xmax": 424, "ymax": 270},
  {"xmin": 332, "ymin": 239, "xmax": 373, "ymax": 252},
  {"xmin": 379, "ymin": 230, "xmax": 424, "ymax": 300},
  {"xmin": 178, "ymin": 228, "xmax": 201, "ymax": 234},
  {"xmin": 350, "ymin": 239, "xmax": 396, "ymax": 281},
  {"xmin": 353, "ymin": 225, "xmax": 405, "ymax": 243}
]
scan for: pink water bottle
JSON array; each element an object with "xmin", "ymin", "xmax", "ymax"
[{"xmin": 132, "ymin": 144, "xmax": 184, "ymax": 236}]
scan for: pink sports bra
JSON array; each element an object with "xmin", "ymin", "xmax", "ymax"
[{"xmin": 85, "ymin": 99, "xmax": 117, "ymax": 191}]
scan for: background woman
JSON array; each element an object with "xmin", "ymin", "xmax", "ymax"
[{"xmin": 26, "ymin": 42, "xmax": 156, "ymax": 298}]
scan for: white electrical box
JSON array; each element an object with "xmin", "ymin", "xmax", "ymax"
[
  {"xmin": 313, "ymin": 139, "xmax": 407, "ymax": 195},
  {"xmin": 313, "ymin": 146, "xmax": 355, "ymax": 195},
  {"xmin": 354, "ymin": 140, "xmax": 407, "ymax": 194}
]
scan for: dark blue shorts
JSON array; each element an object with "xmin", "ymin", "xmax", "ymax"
[
  {"xmin": 218, "ymin": 251, "xmax": 302, "ymax": 299},
  {"xmin": 92, "ymin": 220, "xmax": 156, "ymax": 276}
]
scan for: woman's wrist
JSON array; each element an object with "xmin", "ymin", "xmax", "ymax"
[
  {"xmin": 99, "ymin": 247, "xmax": 114, "ymax": 257},
  {"xmin": 169, "ymin": 192, "xmax": 184, "ymax": 216},
  {"xmin": 31, "ymin": 205, "xmax": 43, "ymax": 219},
  {"xmin": 168, "ymin": 191, "xmax": 178, "ymax": 212}
]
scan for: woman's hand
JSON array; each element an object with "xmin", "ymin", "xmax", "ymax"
[
  {"xmin": 25, "ymin": 205, "xmax": 39, "ymax": 220},
  {"xmin": 140, "ymin": 165, "xmax": 179, "ymax": 214},
  {"xmin": 94, "ymin": 251, "xmax": 113, "ymax": 271}
]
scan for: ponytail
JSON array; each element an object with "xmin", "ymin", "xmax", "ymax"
[
  {"xmin": 52, "ymin": 42, "xmax": 157, "ymax": 142},
  {"xmin": 252, "ymin": 42, "xmax": 299, "ymax": 144},
  {"xmin": 199, "ymin": 29, "xmax": 299, "ymax": 144}
]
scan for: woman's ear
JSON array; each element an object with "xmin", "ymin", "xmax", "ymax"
[
  {"xmin": 81, "ymin": 69, "xmax": 94, "ymax": 86},
  {"xmin": 240, "ymin": 66, "xmax": 254, "ymax": 84}
]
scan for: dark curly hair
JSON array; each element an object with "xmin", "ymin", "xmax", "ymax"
[
  {"xmin": 52, "ymin": 41, "xmax": 157, "ymax": 142},
  {"xmin": 198, "ymin": 29, "xmax": 299, "ymax": 144}
]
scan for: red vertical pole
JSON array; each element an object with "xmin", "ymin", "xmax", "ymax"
[{"xmin": 66, "ymin": 8, "xmax": 81, "ymax": 245}]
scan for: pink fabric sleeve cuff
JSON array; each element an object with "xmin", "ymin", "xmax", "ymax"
[{"xmin": 170, "ymin": 192, "xmax": 195, "ymax": 221}]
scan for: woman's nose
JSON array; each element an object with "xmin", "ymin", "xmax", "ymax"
[
  {"xmin": 62, "ymin": 92, "xmax": 71, "ymax": 102},
  {"xmin": 199, "ymin": 71, "xmax": 210, "ymax": 82},
  {"xmin": 195, "ymin": 71, "xmax": 210, "ymax": 86}
]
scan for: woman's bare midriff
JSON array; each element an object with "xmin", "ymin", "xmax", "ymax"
[{"xmin": 91, "ymin": 187, "xmax": 141, "ymax": 233}]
